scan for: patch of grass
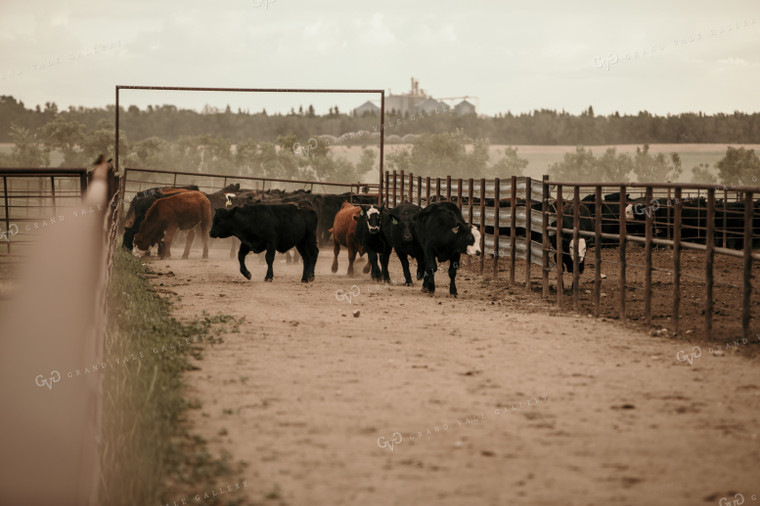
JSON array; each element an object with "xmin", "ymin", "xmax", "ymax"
[{"xmin": 99, "ymin": 250, "xmax": 247, "ymax": 506}]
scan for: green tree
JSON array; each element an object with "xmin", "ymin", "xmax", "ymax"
[
  {"xmin": 8, "ymin": 124, "xmax": 50, "ymax": 167},
  {"xmin": 548, "ymin": 146, "xmax": 598, "ymax": 182},
  {"xmin": 385, "ymin": 148, "xmax": 412, "ymax": 173},
  {"xmin": 80, "ymin": 127, "xmax": 129, "ymax": 169},
  {"xmin": 355, "ymin": 148, "xmax": 377, "ymax": 179},
  {"xmin": 716, "ymin": 146, "xmax": 760, "ymax": 186},
  {"xmin": 489, "ymin": 146, "xmax": 529, "ymax": 177},
  {"xmin": 691, "ymin": 163, "xmax": 718, "ymax": 184},
  {"xmin": 632, "ymin": 144, "xmax": 682, "ymax": 182},
  {"xmin": 595, "ymin": 147, "xmax": 633, "ymax": 181},
  {"xmin": 404, "ymin": 129, "xmax": 490, "ymax": 178},
  {"xmin": 38, "ymin": 116, "xmax": 87, "ymax": 167}
]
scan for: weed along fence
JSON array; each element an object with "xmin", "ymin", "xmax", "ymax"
[{"xmin": 384, "ymin": 170, "xmax": 760, "ymax": 340}]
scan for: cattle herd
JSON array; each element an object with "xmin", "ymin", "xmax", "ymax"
[
  {"xmin": 122, "ymin": 183, "xmax": 758, "ymax": 296},
  {"xmin": 122, "ymin": 184, "xmax": 482, "ymax": 296}
]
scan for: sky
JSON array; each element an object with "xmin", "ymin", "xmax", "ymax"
[{"xmin": 0, "ymin": 0, "xmax": 759, "ymax": 117}]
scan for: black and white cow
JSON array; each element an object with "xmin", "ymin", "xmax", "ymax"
[
  {"xmin": 208, "ymin": 203, "xmax": 319, "ymax": 282},
  {"xmin": 551, "ymin": 201, "xmax": 593, "ymax": 275},
  {"xmin": 353, "ymin": 204, "xmax": 392, "ymax": 282},
  {"xmin": 383, "ymin": 201, "xmax": 424, "ymax": 286},
  {"xmin": 415, "ymin": 202, "xmax": 482, "ymax": 297}
]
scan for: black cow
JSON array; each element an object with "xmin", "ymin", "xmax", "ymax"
[
  {"xmin": 415, "ymin": 202, "xmax": 482, "ymax": 297},
  {"xmin": 383, "ymin": 202, "xmax": 424, "ymax": 286},
  {"xmin": 353, "ymin": 204, "xmax": 392, "ymax": 282},
  {"xmin": 122, "ymin": 185, "xmax": 199, "ymax": 250},
  {"xmin": 208, "ymin": 203, "xmax": 319, "ymax": 282}
]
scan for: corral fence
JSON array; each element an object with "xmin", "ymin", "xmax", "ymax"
[
  {"xmin": 0, "ymin": 166, "xmax": 118, "ymax": 284},
  {"xmin": 122, "ymin": 166, "xmax": 379, "ymax": 208},
  {"xmin": 384, "ymin": 170, "xmax": 760, "ymax": 340},
  {"xmin": 0, "ymin": 158, "xmax": 121, "ymax": 505},
  {"xmin": 0, "ymin": 168, "xmax": 90, "ymax": 277}
]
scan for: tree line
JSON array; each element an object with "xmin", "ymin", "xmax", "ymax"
[
  {"xmin": 2, "ymin": 96, "xmax": 759, "ymax": 145},
  {"xmin": 0, "ymin": 94, "xmax": 757, "ymax": 185}
]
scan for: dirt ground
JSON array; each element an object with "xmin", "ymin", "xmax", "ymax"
[
  {"xmin": 485, "ymin": 247, "xmax": 760, "ymax": 345},
  {"xmin": 149, "ymin": 245, "xmax": 760, "ymax": 506}
]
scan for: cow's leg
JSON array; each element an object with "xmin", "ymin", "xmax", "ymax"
[
  {"xmin": 332, "ymin": 242, "xmax": 340, "ymax": 273},
  {"xmin": 416, "ymin": 255, "xmax": 425, "ymax": 281},
  {"xmin": 182, "ymin": 228, "xmax": 195, "ymax": 259},
  {"xmin": 366, "ymin": 249, "xmax": 382, "ymax": 281},
  {"xmin": 201, "ymin": 228, "xmax": 209, "ymax": 259},
  {"xmin": 362, "ymin": 257, "xmax": 372, "ymax": 274},
  {"xmin": 300, "ymin": 233, "xmax": 318, "ymax": 282},
  {"xmin": 238, "ymin": 243, "xmax": 252, "ymax": 280},
  {"xmin": 448, "ymin": 254, "xmax": 461, "ymax": 297},
  {"xmin": 229, "ymin": 237, "xmax": 237, "ymax": 259},
  {"xmin": 347, "ymin": 245, "xmax": 356, "ymax": 277},
  {"xmin": 160, "ymin": 225, "xmax": 178, "ymax": 259},
  {"xmin": 380, "ymin": 248, "xmax": 391, "ymax": 283},
  {"xmin": 309, "ymin": 241, "xmax": 319, "ymax": 281},
  {"xmin": 422, "ymin": 249, "xmax": 437, "ymax": 294},
  {"xmin": 398, "ymin": 252, "xmax": 413, "ymax": 286},
  {"xmin": 264, "ymin": 247, "xmax": 276, "ymax": 281}
]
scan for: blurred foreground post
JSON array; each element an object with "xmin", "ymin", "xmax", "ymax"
[{"xmin": 0, "ymin": 157, "xmax": 120, "ymax": 506}]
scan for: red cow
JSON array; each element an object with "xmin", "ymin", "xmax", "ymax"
[
  {"xmin": 133, "ymin": 191, "xmax": 211, "ymax": 259},
  {"xmin": 330, "ymin": 201, "xmax": 371, "ymax": 276}
]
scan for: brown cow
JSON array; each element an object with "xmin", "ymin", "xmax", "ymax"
[
  {"xmin": 330, "ymin": 201, "xmax": 371, "ymax": 276},
  {"xmin": 122, "ymin": 186, "xmax": 199, "ymax": 250},
  {"xmin": 133, "ymin": 191, "xmax": 211, "ymax": 259}
]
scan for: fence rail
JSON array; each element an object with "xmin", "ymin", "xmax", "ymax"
[
  {"xmin": 122, "ymin": 167, "xmax": 378, "ymax": 207},
  {"xmin": 384, "ymin": 170, "xmax": 759, "ymax": 340},
  {"xmin": 0, "ymin": 168, "xmax": 90, "ymax": 273}
]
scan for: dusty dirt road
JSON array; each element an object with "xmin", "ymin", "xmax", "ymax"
[{"xmin": 150, "ymin": 246, "xmax": 760, "ymax": 506}]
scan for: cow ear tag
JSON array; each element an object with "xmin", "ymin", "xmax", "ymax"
[
  {"xmin": 392, "ymin": 217, "xmax": 398, "ymax": 225},
  {"xmin": 451, "ymin": 225, "xmax": 459, "ymax": 234}
]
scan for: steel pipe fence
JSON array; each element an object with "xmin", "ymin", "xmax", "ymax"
[{"xmin": 384, "ymin": 170, "xmax": 759, "ymax": 340}]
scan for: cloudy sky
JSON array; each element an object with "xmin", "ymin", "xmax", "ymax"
[{"xmin": 1, "ymin": 0, "xmax": 758, "ymax": 117}]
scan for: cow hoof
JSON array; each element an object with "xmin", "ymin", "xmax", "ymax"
[
  {"xmin": 449, "ymin": 293, "xmax": 458, "ymax": 298},
  {"xmin": 182, "ymin": 255, "xmax": 189, "ymax": 259},
  {"xmin": 404, "ymin": 281, "xmax": 413, "ymax": 287},
  {"xmin": 242, "ymin": 272, "xmax": 251, "ymax": 280},
  {"xmin": 265, "ymin": 277, "xmax": 273, "ymax": 282}
]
